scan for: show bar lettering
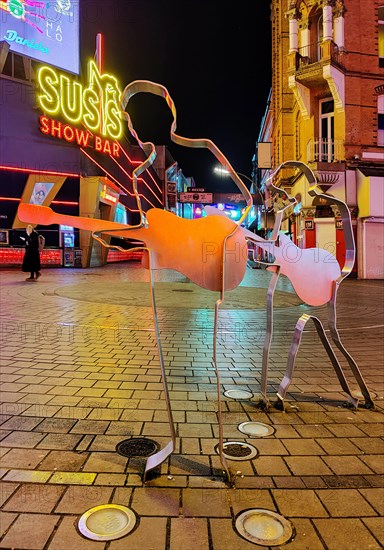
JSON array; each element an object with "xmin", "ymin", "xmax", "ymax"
[
  {"xmin": 37, "ymin": 59, "xmax": 124, "ymax": 156},
  {"xmin": 39, "ymin": 115, "xmax": 120, "ymax": 157}
]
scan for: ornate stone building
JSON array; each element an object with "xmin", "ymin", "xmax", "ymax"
[{"xmin": 257, "ymin": 0, "xmax": 384, "ymax": 278}]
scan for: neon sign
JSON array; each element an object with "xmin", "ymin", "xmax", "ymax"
[
  {"xmin": 100, "ymin": 184, "xmax": 118, "ymax": 204},
  {"xmin": 37, "ymin": 60, "xmax": 123, "ymax": 141},
  {"xmin": 39, "ymin": 115, "xmax": 120, "ymax": 156}
]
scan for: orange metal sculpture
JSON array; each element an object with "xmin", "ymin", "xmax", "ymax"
[{"xmin": 18, "ymin": 81, "xmax": 374, "ymax": 484}]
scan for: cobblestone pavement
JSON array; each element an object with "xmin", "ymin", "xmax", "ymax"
[{"xmin": 0, "ymin": 263, "xmax": 383, "ymax": 549}]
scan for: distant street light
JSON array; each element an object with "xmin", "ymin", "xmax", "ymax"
[{"xmin": 213, "ymin": 166, "xmax": 266, "ymax": 230}]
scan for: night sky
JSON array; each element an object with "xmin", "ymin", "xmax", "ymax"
[{"xmin": 80, "ymin": 1, "xmax": 272, "ymax": 192}]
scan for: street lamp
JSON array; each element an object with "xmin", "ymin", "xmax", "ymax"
[{"xmin": 213, "ymin": 166, "xmax": 266, "ymax": 230}]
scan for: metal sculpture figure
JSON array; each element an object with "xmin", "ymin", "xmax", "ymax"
[
  {"xmin": 243, "ymin": 161, "xmax": 374, "ymax": 411},
  {"xmin": 18, "ymin": 84, "xmax": 374, "ymax": 485},
  {"xmin": 18, "ymin": 79, "xmax": 254, "ymax": 483}
]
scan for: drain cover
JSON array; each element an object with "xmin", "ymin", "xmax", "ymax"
[
  {"xmin": 215, "ymin": 441, "xmax": 258, "ymax": 461},
  {"xmin": 116, "ymin": 438, "xmax": 159, "ymax": 458},
  {"xmin": 223, "ymin": 389, "xmax": 254, "ymax": 400},
  {"xmin": 78, "ymin": 504, "xmax": 137, "ymax": 541},
  {"xmin": 235, "ymin": 509, "xmax": 293, "ymax": 546},
  {"xmin": 238, "ymin": 422, "xmax": 275, "ymax": 437}
]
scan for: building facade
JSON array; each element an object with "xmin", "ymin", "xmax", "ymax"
[
  {"xmin": 257, "ymin": 0, "xmax": 384, "ymax": 278},
  {"xmin": 0, "ymin": 43, "xmax": 179, "ymax": 269}
]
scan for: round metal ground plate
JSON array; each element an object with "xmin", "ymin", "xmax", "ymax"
[
  {"xmin": 215, "ymin": 441, "xmax": 258, "ymax": 461},
  {"xmin": 116, "ymin": 438, "xmax": 159, "ymax": 458},
  {"xmin": 235, "ymin": 508, "xmax": 294, "ymax": 546},
  {"xmin": 78, "ymin": 504, "xmax": 137, "ymax": 542},
  {"xmin": 223, "ymin": 389, "xmax": 254, "ymax": 400},
  {"xmin": 351, "ymin": 389, "xmax": 377, "ymax": 400},
  {"xmin": 238, "ymin": 422, "xmax": 275, "ymax": 437}
]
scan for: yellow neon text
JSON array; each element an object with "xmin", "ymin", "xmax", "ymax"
[{"xmin": 37, "ymin": 60, "xmax": 123, "ymax": 140}]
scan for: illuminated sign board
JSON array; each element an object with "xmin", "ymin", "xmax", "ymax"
[
  {"xmin": 37, "ymin": 60, "xmax": 124, "ymax": 156},
  {"xmin": 0, "ymin": 0, "xmax": 80, "ymax": 74},
  {"xmin": 100, "ymin": 184, "xmax": 118, "ymax": 204},
  {"xmin": 179, "ymin": 192, "xmax": 213, "ymax": 204}
]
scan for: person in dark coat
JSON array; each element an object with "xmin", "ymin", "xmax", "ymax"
[{"xmin": 21, "ymin": 224, "xmax": 41, "ymax": 281}]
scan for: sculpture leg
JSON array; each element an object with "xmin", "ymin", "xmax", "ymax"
[
  {"xmin": 310, "ymin": 316, "xmax": 358, "ymax": 408},
  {"xmin": 327, "ymin": 283, "xmax": 374, "ymax": 409},
  {"xmin": 260, "ymin": 266, "xmax": 280, "ymax": 408},
  {"xmin": 143, "ymin": 256, "xmax": 177, "ymax": 481},
  {"xmin": 276, "ymin": 312, "xmax": 366, "ymax": 410},
  {"xmin": 213, "ymin": 297, "xmax": 231, "ymax": 483},
  {"xmin": 275, "ymin": 313, "xmax": 310, "ymax": 410}
]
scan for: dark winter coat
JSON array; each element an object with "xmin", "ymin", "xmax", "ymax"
[{"xmin": 22, "ymin": 231, "xmax": 41, "ymax": 272}]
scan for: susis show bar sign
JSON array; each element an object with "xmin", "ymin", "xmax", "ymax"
[{"xmin": 37, "ymin": 60, "xmax": 124, "ymax": 157}]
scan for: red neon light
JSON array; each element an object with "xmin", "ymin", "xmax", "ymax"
[
  {"xmin": 117, "ymin": 143, "xmax": 143, "ymax": 165},
  {"xmin": 52, "ymin": 200, "xmax": 79, "ymax": 205},
  {"xmin": 0, "ymin": 165, "xmax": 80, "ymax": 177},
  {"xmin": 110, "ymin": 156, "xmax": 161, "ymax": 208},
  {"xmin": 115, "ymin": 142, "xmax": 163, "ymax": 198},
  {"xmin": 143, "ymin": 169, "xmax": 163, "ymax": 196},
  {"xmin": 0, "ymin": 197, "xmax": 79, "ymax": 206},
  {"xmin": 41, "ymin": 116, "xmax": 102, "ymax": 151},
  {"xmin": 80, "ymin": 148, "xmax": 140, "ymax": 212},
  {"xmin": 96, "ymin": 33, "xmax": 103, "ymax": 74}
]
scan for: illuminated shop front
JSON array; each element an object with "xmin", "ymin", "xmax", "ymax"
[{"xmin": 0, "ymin": 43, "xmax": 168, "ymax": 268}]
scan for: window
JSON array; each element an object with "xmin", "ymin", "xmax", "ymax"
[
  {"xmin": 317, "ymin": 14, "xmax": 323, "ymax": 60},
  {"xmin": 379, "ymin": 95, "xmax": 384, "ymax": 146},
  {"xmin": 379, "ymin": 6, "xmax": 384, "ymax": 67},
  {"xmin": 319, "ymin": 99, "xmax": 335, "ymax": 161}
]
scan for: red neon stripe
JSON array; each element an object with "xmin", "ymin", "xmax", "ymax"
[
  {"xmin": 97, "ymin": 33, "xmax": 103, "ymax": 73},
  {"xmin": 79, "ymin": 148, "xmax": 141, "ymax": 212},
  {"xmin": 0, "ymin": 165, "xmax": 80, "ymax": 177},
  {"xmin": 52, "ymin": 200, "xmax": 79, "ymax": 205},
  {"xmin": 143, "ymin": 169, "xmax": 163, "ymax": 196},
  {"xmin": 110, "ymin": 156, "xmax": 161, "ymax": 208},
  {"xmin": 105, "ymin": 142, "xmax": 163, "ymax": 199},
  {"xmin": 0, "ymin": 198, "xmax": 78, "ymax": 205},
  {"xmin": 137, "ymin": 176, "xmax": 163, "ymax": 205},
  {"xmin": 117, "ymin": 143, "xmax": 143, "ymax": 165}
]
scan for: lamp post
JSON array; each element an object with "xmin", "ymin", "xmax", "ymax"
[{"xmin": 213, "ymin": 166, "xmax": 266, "ymax": 231}]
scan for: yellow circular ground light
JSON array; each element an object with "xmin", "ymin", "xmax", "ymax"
[
  {"xmin": 238, "ymin": 421, "xmax": 276, "ymax": 437},
  {"xmin": 78, "ymin": 504, "xmax": 137, "ymax": 542},
  {"xmin": 235, "ymin": 509, "xmax": 294, "ymax": 546},
  {"xmin": 223, "ymin": 389, "xmax": 254, "ymax": 400}
]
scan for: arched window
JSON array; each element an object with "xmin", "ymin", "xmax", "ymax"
[{"xmin": 317, "ymin": 14, "xmax": 323, "ymax": 59}]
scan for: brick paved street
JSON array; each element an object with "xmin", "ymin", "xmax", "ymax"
[{"xmin": 0, "ymin": 263, "xmax": 383, "ymax": 549}]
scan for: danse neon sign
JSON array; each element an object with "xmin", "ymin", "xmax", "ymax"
[{"xmin": 37, "ymin": 60, "xmax": 124, "ymax": 156}]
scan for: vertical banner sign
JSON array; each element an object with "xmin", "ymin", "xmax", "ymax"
[
  {"xmin": 0, "ymin": 0, "xmax": 80, "ymax": 74},
  {"xmin": 165, "ymin": 162, "xmax": 177, "ymax": 210}
]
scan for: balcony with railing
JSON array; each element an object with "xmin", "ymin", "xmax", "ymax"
[
  {"xmin": 293, "ymin": 41, "xmax": 345, "ymax": 85},
  {"xmin": 307, "ymin": 138, "xmax": 344, "ymax": 163}
]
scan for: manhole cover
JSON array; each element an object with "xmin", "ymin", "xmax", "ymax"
[
  {"xmin": 235, "ymin": 509, "xmax": 293, "ymax": 546},
  {"xmin": 116, "ymin": 438, "xmax": 159, "ymax": 458},
  {"xmin": 223, "ymin": 389, "xmax": 254, "ymax": 400},
  {"xmin": 78, "ymin": 504, "xmax": 137, "ymax": 541},
  {"xmin": 238, "ymin": 422, "xmax": 275, "ymax": 437},
  {"xmin": 215, "ymin": 441, "xmax": 258, "ymax": 461}
]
